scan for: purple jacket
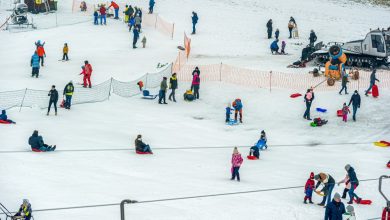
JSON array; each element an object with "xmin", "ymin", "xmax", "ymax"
[{"xmin": 192, "ymin": 74, "xmax": 200, "ymax": 85}]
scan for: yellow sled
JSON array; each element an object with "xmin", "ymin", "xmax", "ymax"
[{"xmin": 374, "ymin": 142, "xmax": 390, "ymax": 147}]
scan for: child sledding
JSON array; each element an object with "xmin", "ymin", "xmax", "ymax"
[
  {"xmin": 248, "ymin": 130, "xmax": 267, "ymax": 160},
  {"xmin": 28, "ymin": 130, "xmax": 56, "ymax": 152},
  {"xmin": 0, "ymin": 110, "xmax": 16, "ymax": 124},
  {"xmin": 310, "ymin": 117, "xmax": 328, "ymax": 127},
  {"xmin": 135, "ymin": 134, "xmax": 153, "ymax": 154}
]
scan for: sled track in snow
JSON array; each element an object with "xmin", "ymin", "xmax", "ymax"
[
  {"xmin": 0, "ymin": 178, "xmax": 379, "ymax": 215},
  {"xmin": 0, "ymin": 142, "xmax": 375, "ymax": 154}
]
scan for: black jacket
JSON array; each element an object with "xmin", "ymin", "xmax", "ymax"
[
  {"xmin": 48, "ymin": 89, "xmax": 59, "ymax": 102},
  {"xmin": 348, "ymin": 93, "xmax": 361, "ymax": 107},
  {"xmin": 29, "ymin": 134, "xmax": 44, "ymax": 149},
  {"xmin": 324, "ymin": 199, "xmax": 345, "ymax": 220},
  {"xmin": 266, "ymin": 20, "xmax": 272, "ymax": 30},
  {"xmin": 309, "ymin": 32, "xmax": 317, "ymax": 43},
  {"xmin": 170, "ymin": 77, "xmax": 178, "ymax": 89},
  {"xmin": 135, "ymin": 138, "xmax": 147, "ymax": 152}
]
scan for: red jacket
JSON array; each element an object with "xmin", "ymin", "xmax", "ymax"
[
  {"xmin": 109, "ymin": 2, "xmax": 119, "ymax": 9},
  {"xmin": 192, "ymin": 74, "xmax": 200, "ymax": 85},
  {"xmin": 99, "ymin": 6, "xmax": 106, "ymax": 15},
  {"xmin": 84, "ymin": 64, "xmax": 93, "ymax": 75},
  {"xmin": 37, "ymin": 46, "xmax": 45, "ymax": 57},
  {"xmin": 305, "ymin": 178, "xmax": 315, "ymax": 191}
]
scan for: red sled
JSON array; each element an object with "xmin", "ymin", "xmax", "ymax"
[
  {"xmin": 0, "ymin": 120, "xmax": 12, "ymax": 124},
  {"xmin": 337, "ymin": 110, "xmax": 343, "ymax": 117},
  {"xmin": 353, "ymin": 198, "xmax": 372, "ymax": 205},
  {"xmin": 290, "ymin": 93, "xmax": 302, "ymax": 98},
  {"xmin": 387, "ymin": 163, "xmax": 390, "ymax": 168},
  {"xmin": 247, "ymin": 155, "xmax": 258, "ymax": 160},
  {"xmin": 136, "ymin": 150, "xmax": 153, "ymax": 155},
  {"xmin": 60, "ymin": 99, "xmax": 65, "ymax": 108},
  {"xmin": 32, "ymin": 148, "xmax": 43, "ymax": 152},
  {"xmin": 380, "ymin": 141, "xmax": 390, "ymax": 146},
  {"xmin": 372, "ymin": 84, "xmax": 379, "ymax": 98}
]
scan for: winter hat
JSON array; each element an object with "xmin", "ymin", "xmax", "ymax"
[
  {"xmin": 137, "ymin": 134, "xmax": 142, "ymax": 139},
  {"xmin": 333, "ymin": 192, "xmax": 341, "ymax": 200},
  {"xmin": 346, "ymin": 205, "xmax": 354, "ymax": 213},
  {"xmin": 345, "ymin": 164, "xmax": 351, "ymax": 171},
  {"xmin": 310, "ymin": 172, "xmax": 314, "ymax": 179},
  {"xmin": 233, "ymin": 147, "xmax": 239, "ymax": 154}
]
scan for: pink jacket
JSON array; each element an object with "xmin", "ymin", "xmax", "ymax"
[
  {"xmin": 192, "ymin": 74, "xmax": 200, "ymax": 85},
  {"xmin": 231, "ymin": 153, "xmax": 243, "ymax": 167}
]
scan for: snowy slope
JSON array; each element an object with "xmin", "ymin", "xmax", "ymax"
[{"xmin": 1, "ymin": 0, "xmax": 390, "ymax": 220}]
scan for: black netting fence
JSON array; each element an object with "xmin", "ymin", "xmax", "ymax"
[{"xmin": 0, "ymin": 64, "xmax": 172, "ymax": 110}]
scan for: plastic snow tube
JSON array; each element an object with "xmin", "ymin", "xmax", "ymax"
[{"xmin": 290, "ymin": 93, "xmax": 302, "ymax": 98}]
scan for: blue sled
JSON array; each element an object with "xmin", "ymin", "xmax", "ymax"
[
  {"xmin": 226, "ymin": 119, "xmax": 238, "ymax": 125},
  {"xmin": 316, "ymin": 108, "xmax": 327, "ymax": 113},
  {"xmin": 142, "ymin": 90, "xmax": 158, "ymax": 100}
]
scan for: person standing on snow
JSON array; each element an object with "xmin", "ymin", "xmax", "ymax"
[
  {"xmin": 192, "ymin": 72, "xmax": 200, "ymax": 99},
  {"xmin": 303, "ymin": 88, "xmax": 314, "ymax": 120},
  {"xmin": 365, "ymin": 69, "xmax": 379, "ymax": 96},
  {"xmin": 99, "ymin": 4, "xmax": 107, "ymax": 25},
  {"xmin": 309, "ymin": 30, "xmax": 317, "ymax": 47},
  {"xmin": 149, "ymin": 0, "xmax": 155, "ymax": 14},
  {"xmin": 47, "ymin": 85, "xmax": 59, "ymax": 116},
  {"xmin": 304, "ymin": 172, "xmax": 315, "ymax": 204},
  {"xmin": 339, "ymin": 72, "xmax": 349, "ymax": 95},
  {"xmin": 288, "ymin": 17, "xmax": 296, "ymax": 39},
  {"xmin": 93, "ymin": 10, "xmax": 99, "ymax": 25},
  {"xmin": 275, "ymin": 28, "xmax": 280, "ymax": 39},
  {"xmin": 63, "ymin": 81, "xmax": 74, "ymax": 110},
  {"xmin": 108, "ymin": 1, "xmax": 120, "ymax": 19},
  {"xmin": 324, "ymin": 193, "xmax": 346, "ymax": 220},
  {"xmin": 338, "ymin": 174, "xmax": 351, "ymax": 199},
  {"xmin": 281, "ymin": 41, "xmax": 286, "ymax": 54},
  {"xmin": 344, "ymin": 164, "xmax": 362, "ymax": 204},
  {"xmin": 191, "ymin": 11, "xmax": 198, "ymax": 34},
  {"xmin": 133, "ymin": 26, "xmax": 140, "ymax": 49},
  {"xmin": 231, "ymin": 147, "xmax": 243, "ymax": 182},
  {"xmin": 348, "ymin": 90, "xmax": 361, "ymax": 121},
  {"xmin": 158, "ymin": 77, "xmax": 168, "ymax": 104},
  {"xmin": 62, "ymin": 43, "xmax": 69, "ymax": 61},
  {"xmin": 30, "ymin": 51, "xmax": 40, "ymax": 78},
  {"xmin": 36, "ymin": 43, "xmax": 46, "ymax": 66},
  {"xmin": 341, "ymin": 103, "xmax": 350, "ymax": 122},
  {"xmin": 232, "ymin": 98, "xmax": 243, "ymax": 123},
  {"xmin": 266, "ymin": 19, "xmax": 273, "ymax": 39},
  {"xmin": 169, "ymin": 73, "xmax": 178, "ymax": 102},
  {"xmin": 84, "ymin": 60, "xmax": 93, "ymax": 88},
  {"xmin": 314, "ymin": 172, "xmax": 335, "ymax": 206}
]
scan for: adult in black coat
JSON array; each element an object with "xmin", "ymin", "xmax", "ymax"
[
  {"xmin": 309, "ymin": 30, "xmax": 317, "ymax": 46},
  {"xmin": 135, "ymin": 134, "xmax": 153, "ymax": 153},
  {"xmin": 169, "ymin": 73, "xmax": 178, "ymax": 102},
  {"xmin": 324, "ymin": 193, "xmax": 346, "ymax": 220},
  {"xmin": 266, "ymin": 19, "xmax": 273, "ymax": 39},
  {"xmin": 348, "ymin": 90, "xmax": 361, "ymax": 121},
  {"xmin": 28, "ymin": 130, "xmax": 56, "ymax": 151},
  {"xmin": 47, "ymin": 85, "xmax": 58, "ymax": 116},
  {"xmin": 191, "ymin": 12, "xmax": 198, "ymax": 34}
]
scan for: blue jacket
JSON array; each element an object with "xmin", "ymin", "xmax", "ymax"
[
  {"xmin": 129, "ymin": 17, "xmax": 135, "ymax": 25},
  {"xmin": 226, "ymin": 107, "xmax": 232, "ymax": 115},
  {"xmin": 31, "ymin": 53, "xmax": 40, "ymax": 68},
  {"xmin": 149, "ymin": 0, "xmax": 155, "ymax": 7},
  {"xmin": 347, "ymin": 167, "xmax": 359, "ymax": 185},
  {"xmin": 275, "ymin": 30, "xmax": 279, "ymax": 38},
  {"xmin": 348, "ymin": 93, "xmax": 361, "ymax": 107},
  {"xmin": 255, "ymin": 139, "xmax": 266, "ymax": 149},
  {"xmin": 192, "ymin": 13, "xmax": 198, "ymax": 24},
  {"xmin": 133, "ymin": 28, "xmax": 139, "ymax": 39},
  {"xmin": 0, "ymin": 110, "xmax": 7, "ymax": 120},
  {"xmin": 28, "ymin": 134, "xmax": 44, "ymax": 149},
  {"xmin": 93, "ymin": 11, "xmax": 98, "ymax": 17},
  {"xmin": 324, "ymin": 200, "xmax": 345, "ymax": 220},
  {"xmin": 233, "ymin": 100, "xmax": 243, "ymax": 111},
  {"xmin": 270, "ymin": 40, "xmax": 279, "ymax": 50}
]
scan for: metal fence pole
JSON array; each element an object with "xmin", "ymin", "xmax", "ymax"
[
  {"xmin": 19, "ymin": 88, "xmax": 28, "ymax": 112},
  {"xmin": 120, "ymin": 199, "xmax": 137, "ymax": 220},
  {"xmin": 108, "ymin": 78, "xmax": 113, "ymax": 100}
]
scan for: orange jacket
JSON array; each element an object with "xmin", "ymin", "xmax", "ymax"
[
  {"xmin": 37, "ymin": 46, "xmax": 45, "ymax": 57},
  {"xmin": 109, "ymin": 2, "xmax": 119, "ymax": 9}
]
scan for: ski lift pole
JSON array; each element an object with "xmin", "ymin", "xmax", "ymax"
[
  {"xmin": 379, "ymin": 175, "xmax": 390, "ymax": 220},
  {"xmin": 120, "ymin": 199, "xmax": 137, "ymax": 220}
]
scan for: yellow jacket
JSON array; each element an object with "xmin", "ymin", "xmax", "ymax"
[{"xmin": 63, "ymin": 46, "xmax": 68, "ymax": 53}]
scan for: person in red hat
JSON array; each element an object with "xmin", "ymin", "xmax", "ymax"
[{"xmin": 304, "ymin": 172, "xmax": 315, "ymax": 204}]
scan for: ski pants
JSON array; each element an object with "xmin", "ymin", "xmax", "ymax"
[
  {"xmin": 348, "ymin": 183, "xmax": 359, "ymax": 203},
  {"xmin": 303, "ymin": 102, "xmax": 311, "ymax": 119},
  {"xmin": 65, "ymin": 95, "xmax": 72, "ymax": 109},
  {"xmin": 48, "ymin": 100, "xmax": 57, "ymax": 113},
  {"xmin": 231, "ymin": 167, "xmax": 240, "ymax": 180},
  {"xmin": 352, "ymin": 105, "xmax": 358, "ymax": 121},
  {"xmin": 320, "ymin": 184, "xmax": 334, "ymax": 206},
  {"xmin": 169, "ymin": 89, "xmax": 176, "ymax": 101}
]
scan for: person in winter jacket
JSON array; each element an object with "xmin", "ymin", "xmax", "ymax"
[
  {"xmin": 63, "ymin": 81, "xmax": 74, "ymax": 109},
  {"xmin": 324, "ymin": 193, "xmax": 346, "ymax": 220},
  {"xmin": 135, "ymin": 134, "xmax": 152, "ymax": 153},
  {"xmin": 62, "ymin": 43, "xmax": 69, "ymax": 61},
  {"xmin": 304, "ymin": 172, "xmax": 315, "ymax": 204},
  {"xmin": 108, "ymin": 1, "xmax": 119, "ymax": 19},
  {"xmin": 127, "ymin": 5, "xmax": 134, "ymax": 18},
  {"xmin": 260, "ymin": 130, "xmax": 267, "ymax": 149},
  {"xmin": 303, "ymin": 88, "xmax": 314, "ymax": 120},
  {"xmin": 0, "ymin": 110, "xmax": 16, "ymax": 124},
  {"xmin": 288, "ymin": 17, "xmax": 296, "ymax": 39},
  {"xmin": 275, "ymin": 28, "xmax": 280, "ymax": 39},
  {"xmin": 231, "ymin": 147, "xmax": 243, "ymax": 181},
  {"xmin": 47, "ymin": 85, "xmax": 59, "ymax": 116},
  {"xmin": 270, "ymin": 39, "xmax": 279, "ymax": 54},
  {"xmin": 249, "ymin": 138, "xmax": 265, "ymax": 159},
  {"xmin": 30, "ymin": 51, "xmax": 40, "ymax": 78},
  {"xmin": 281, "ymin": 41, "xmax": 286, "ymax": 54},
  {"xmin": 133, "ymin": 27, "xmax": 140, "ymax": 49},
  {"xmin": 191, "ymin": 11, "xmax": 198, "ymax": 34},
  {"xmin": 13, "ymin": 199, "xmax": 32, "ymax": 220},
  {"xmin": 341, "ymin": 103, "xmax": 350, "ymax": 122},
  {"xmin": 225, "ymin": 103, "xmax": 233, "ymax": 122},
  {"xmin": 338, "ymin": 174, "xmax": 351, "ymax": 199},
  {"xmin": 315, "ymin": 172, "xmax": 335, "ymax": 206},
  {"xmin": 128, "ymin": 15, "xmax": 135, "ymax": 31},
  {"xmin": 28, "ymin": 130, "xmax": 56, "ymax": 151},
  {"xmin": 99, "ymin": 5, "xmax": 107, "ymax": 25},
  {"xmin": 123, "ymin": 5, "xmax": 129, "ymax": 23},
  {"xmin": 84, "ymin": 60, "xmax": 93, "ymax": 88},
  {"xmin": 339, "ymin": 72, "xmax": 349, "ymax": 95},
  {"xmin": 169, "ymin": 73, "xmax": 178, "ymax": 102},
  {"xmin": 37, "ymin": 44, "xmax": 46, "ymax": 66},
  {"xmin": 192, "ymin": 72, "xmax": 200, "ymax": 99},
  {"xmin": 309, "ymin": 30, "xmax": 317, "ymax": 47},
  {"xmin": 149, "ymin": 0, "xmax": 155, "ymax": 14},
  {"xmin": 344, "ymin": 164, "xmax": 361, "ymax": 204},
  {"xmin": 348, "ymin": 90, "xmax": 361, "ymax": 121},
  {"xmin": 93, "ymin": 10, "xmax": 99, "ymax": 25},
  {"xmin": 365, "ymin": 69, "xmax": 380, "ymax": 96},
  {"xmin": 232, "ymin": 98, "xmax": 243, "ymax": 123},
  {"xmin": 135, "ymin": 15, "xmax": 142, "ymax": 31},
  {"xmin": 159, "ymin": 77, "xmax": 168, "ymax": 104},
  {"xmin": 141, "ymin": 36, "xmax": 147, "ymax": 48},
  {"xmin": 192, "ymin": 66, "xmax": 200, "ymax": 76},
  {"xmin": 266, "ymin": 19, "xmax": 273, "ymax": 39}
]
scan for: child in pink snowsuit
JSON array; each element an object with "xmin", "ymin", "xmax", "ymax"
[
  {"xmin": 231, "ymin": 147, "xmax": 243, "ymax": 181},
  {"xmin": 338, "ymin": 174, "xmax": 351, "ymax": 199},
  {"xmin": 342, "ymin": 103, "xmax": 350, "ymax": 122}
]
